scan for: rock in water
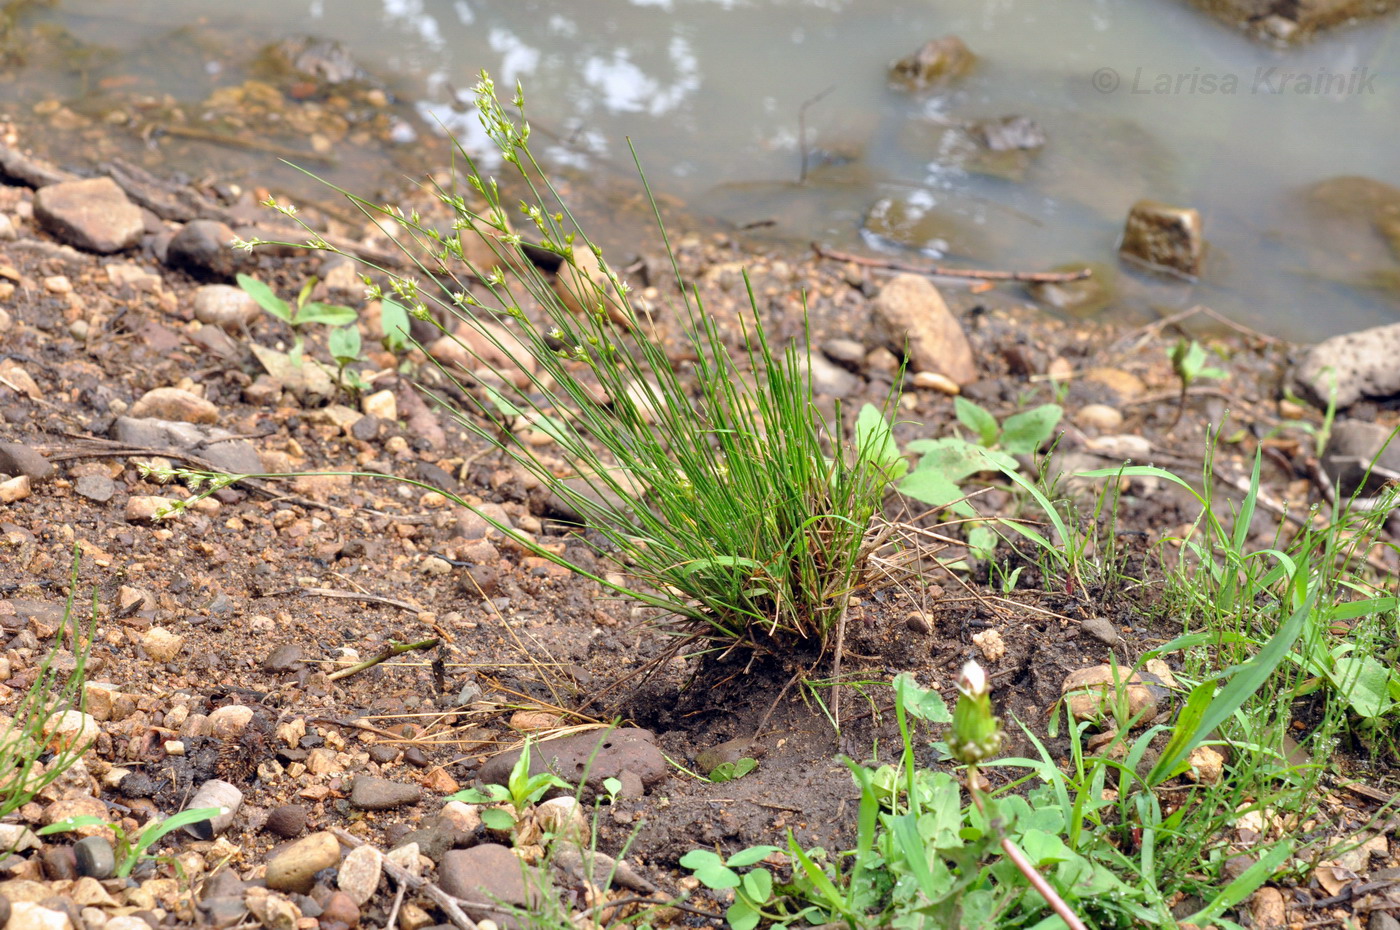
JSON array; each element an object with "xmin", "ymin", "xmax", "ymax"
[
  {"xmin": 889, "ymin": 35, "xmax": 976, "ymax": 91},
  {"xmin": 1118, "ymin": 200, "xmax": 1205, "ymax": 277}
]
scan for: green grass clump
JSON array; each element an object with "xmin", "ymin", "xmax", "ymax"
[{"xmin": 250, "ymin": 72, "xmax": 895, "ymax": 657}]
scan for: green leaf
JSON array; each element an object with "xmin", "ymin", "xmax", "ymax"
[
  {"xmin": 679, "ymin": 849, "xmax": 741, "ymax": 889},
  {"xmin": 328, "ymin": 325, "xmax": 362, "ymax": 367},
  {"xmin": 999, "ymin": 404, "xmax": 1063, "ymax": 455},
  {"xmin": 236, "ymin": 274, "xmax": 292, "ymax": 323},
  {"xmin": 480, "ymin": 808, "xmax": 516, "ymax": 832},
  {"xmin": 726, "ymin": 899, "xmax": 759, "ymax": 930},
  {"xmin": 1016, "ymin": 828, "xmax": 1072, "ymax": 866},
  {"xmin": 380, "ymin": 299, "xmax": 412, "ymax": 352},
  {"xmin": 726, "ymin": 845, "xmax": 780, "ymax": 867},
  {"xmin": 294, "ymin": 302, "xmax": 359, "ymax": 327},
  {"xmin": 854, "ymin": 403, "xmax": 908, "ymax": 479},
  {"xmin": 1147, "ymin": 579, "xmax": 1314, "ymax": 785},
  {"xmin": 898, "ymin": 468, "xmax": 972, "ymax": 516},
  {"xmin": 447, "ymin": 786, "xmax": 509, "ymax": 804},
  {"xmin": 741, "ymin": 868, "xmax": 773, "ymax": 903},
  {"xmin": 1330, "ymin": 654, "xmax": 1395, "ymax": 719},
  {"xmin": 893, "ymin": 672, "xmax": 952, "ymax": 724},
  {"xmin": 1185, "ymin": 840, "xmax": 1292, "ymax": 925},
  {"xmin": 119, "ymin": 807, "xmax": 221, "ymax": 878},
  {"xmin": 954, "ymin": 397, "xmax": 999, "ymax": 447},
  {"xmin": 37, "ymin": 815, "xmax": 108, "ymax": 836}
]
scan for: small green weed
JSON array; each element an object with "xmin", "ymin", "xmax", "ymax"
[
  {"xmin": 0, "ymin": 548, "xmax": 95, "ymax": 820},
  {"xmin": 1167, "ymin": 337, "xmax": 1228, "ymax": 429},
  {"xmin": 38, "ymin": 807, "xmax": 220, "ymax": 878},
  {"xmin": 448, "ymin": 739, "xmax": 571, "ymax": 832},
  {"xmin": 235, "ymin": 273, "xmax": 386, "ymax": 394}
]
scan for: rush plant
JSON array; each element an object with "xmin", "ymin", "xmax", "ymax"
[{"xmin": 233, "ymin": 73, "xmax": 897, "ymax": 658}]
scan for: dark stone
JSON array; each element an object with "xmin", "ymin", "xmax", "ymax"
[
  {"xmin": 1080, "ymin": 617, "xmax": 1120, "ymax": 646},
  {"xmin": 478, "ymin": 727, "xmax": 667, "ymax": 790},
  {"xmin": 40, "ymin": 845, "xmax": 77, "ymax": 880},
  {"xmin": 166, "ymin": 220, "xmax": 249, "ymax": 280},
  {"xmin": 262, "ymin": 643, "xmax": 305, "ymax": 672},
  {"xmin": 350, "ymin": 415, "xmax": 381, "ymax": 442},
  {"xmin": 348, "ymin": 776, "xmax": 421, "ymax": 811},
  {"xmin": 1119, "ymin": 200, "xmax": 1205, "ymax": 278},
  {"xmin": 201, "ymin": 868, "xmax": 246, "ymax": 901},
  {"xmin": 263, "ymin": 804, "xmax": 309, "ymax": 838},
  {"xmin": 0, "ymin": 442, "xmax": 53, "ymax": 481},
  {"xmin": 1322, "ymin": 420, "xmax": 1400, "ymax": 498},
  {"xmin": 73, "ymin": 835, "xmax": 116, "ymax": 879},
  {"xmin": 74, "ymin": 473, "xmax": 116, "ymax": 502},
  {"xmin": 404, "ymin": 747, "xmax": 430, "ymax": 768},
  {"xmin": 201, "ymin": 897, "xmax": 247, "ymax": 929},
  {"xmin": 367, "ymin": 743, "xmax": 401, "ymax": 764}
]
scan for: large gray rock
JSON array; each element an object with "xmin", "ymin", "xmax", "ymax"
[
  {"xmin": 1321, "ymin": 420, "xmax": 1400, "ymax": 497},
  {"xmin": 438, "ymin": 845, "xmax": 541, "ymax": 929},
  {"xmin": 478, "ymin": 727, "xmax": 667, "ymax": 791},
  {"xmin": 870, "ymin": 274, "xmax": 977, "ymax": 385},
  {"xmin": 1292, "ymin": 321, "xmax": 1400, "ymax": 408},
  {"xmin": 0, "ymin": 442, "xmax": 53, "ymax": 482},
  {"xmin": 110, "ymin": 417, "xmax": 262, "ymax": 475},
  {"xmin": 33, "ymin": 178, "xmax": 143, "ymax": 253}
]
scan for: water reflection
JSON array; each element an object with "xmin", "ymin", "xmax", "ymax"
[{"xmin": 9, "ymin": 0, "xmax": 1400, "ymax": 338}]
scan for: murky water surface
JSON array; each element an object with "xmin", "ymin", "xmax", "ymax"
[{"xmin": 5, "ymin": 0, "xmax": 1399, "ymax": 339}]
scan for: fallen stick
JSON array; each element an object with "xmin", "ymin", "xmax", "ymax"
[
  {"xmin": 152, "ymin": 124, "xmax": 337, "ymax": 164},
  {"xmin": 328, "ymin": 637, "xmax": 440, "ymax": 681},
  {"xmin": 811, "ymin": 243, "xmax": 1091, "ymax": 283}
]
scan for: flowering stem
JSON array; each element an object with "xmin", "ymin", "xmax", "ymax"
[{"xmin": 965, "ymin": 769, "xmax": 1088, "ymax": 930}]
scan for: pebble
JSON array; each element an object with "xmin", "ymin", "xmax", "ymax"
[
  {"xmin": 820, "ymin": 338, "xmax": 866, "ymax": 369},
  {"xmin": 1079, "ymin": 617, "xmax": 1119, "ymax": 646},
  {"xmin": 0, "ymin": 475, "xmax": 30, "ymax": 503},
  {"xmin": 337, "ymin": 845, "xmax": 382, "ymax": 905},
  {"xmin": 264, "ymin": 831, "xmax": 341, "ymax": 894},
  {"xmin": 73, "ymin": 474, "xmax": 115, "ymax": 502},
  {"xmin": 7, "ymin": 901, "xmax": 73, "ymax": 930},
  {"xmin": 72, "ymin": 836, "xmax": 115, "ymax": 880},
  {"xmin": 909, "ymin": 370, "xmax": 960, "ymax": 394},
  {"xmin": 361, "ymin": 389, "xmax": 397, "ymax": 421},
  {"xmin": 40, "ymin": 846, "xmax": 77, "ymax": 881},
  {"xmin": 1074, "ymin": 403, "xmax": 1124, "ymax": 432},
  {"xmin": 193, "ymin": 284, "xmax": 260, "ymax": 331},
  {"xmin": 0, "ymin": 442, "xmax": 53, "ymax": 481},
  {"xmin": 263, "ymin": 805, "xmax": 309, "ymax": 839},
  {"xmin": 262, "ymin": 643, "xmax": 305, "ymax": 672},
  {"xmin": 129, "ymin": 387, "xmax": 219, "ymax": 425},
  {"xmin": 320, "ymin": 891, "xmax": 360, "ymax": 928},
  {"xmin": 32, "ymin": 177, "xmax": 142, "ymax": 253},
  {"xmin": 141, "ymin": 627, "xmax": 185, "ymax": 662},
  {"xmin": 124, "ymin": 495, "xmax": 177, "ymax": 523},
  {"xmin": 206, "ymin": 705, "xmax": 254, "ymax": 738},
  {"xmin": 348, "ymin": 776, "xmax": 421, "ymax": 811},
  {"xmin": 1248, "ymin": 887, "xmax": 1286, "ymax": 930},
  {"xmin": 41, "ymin": 797, "xmax": 108, "ymax": 836}
]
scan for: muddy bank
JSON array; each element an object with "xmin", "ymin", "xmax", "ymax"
[{"xmin": 1, "ymin": 122, "xmax": 1399, "ymax": 930}]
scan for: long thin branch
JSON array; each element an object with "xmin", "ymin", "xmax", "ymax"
[{"xmin": 811, "ymin": 243, "xmax": 1091, "ymax": 283}]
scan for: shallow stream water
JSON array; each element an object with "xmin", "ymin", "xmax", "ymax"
[{"xmin": 6, "ymin": 0, "xmax": 1400, "ymax": 340}]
